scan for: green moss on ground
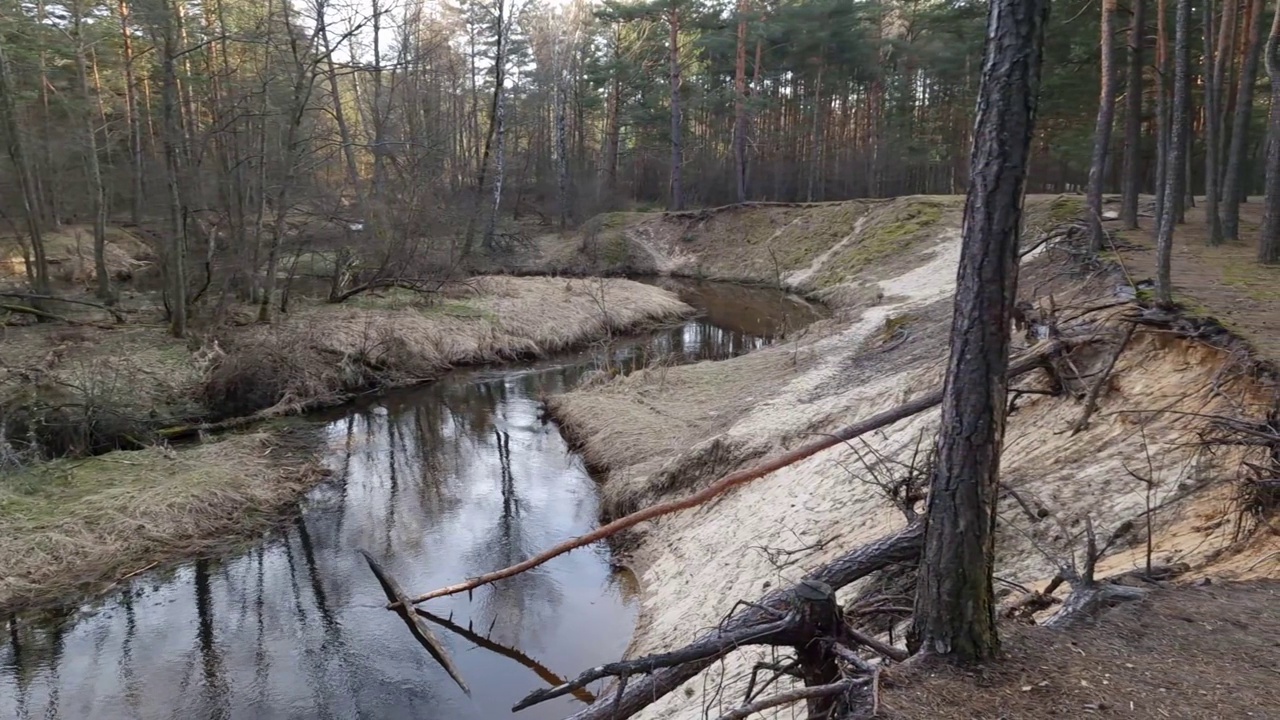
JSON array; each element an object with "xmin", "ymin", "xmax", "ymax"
[{"xmin": 814, "ymin": 198, "xmax": 950, "ymax": 288}]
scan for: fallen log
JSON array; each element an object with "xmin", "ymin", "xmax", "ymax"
[
  {"xmin": 713, "ymin": 679, "xmax": 862, "ymax": 720},
  {"xmin": 559, "ymin": 522, "xmax": 924, "ymax": 720},
  {"xmin": 414, "ymin": 607, "xmax": 595, "ymax": 705},
  {"xmin": 402, "ymin": 335, "xmax": 1093, "ymax": 607},
  {"xmin": 359, "ymin": 550, "xmax": 470, "ymax": 694}
]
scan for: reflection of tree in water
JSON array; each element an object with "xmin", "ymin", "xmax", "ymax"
[{"xmin": 465, "ymin": 425, "xmax": 564, "ymax": 650}]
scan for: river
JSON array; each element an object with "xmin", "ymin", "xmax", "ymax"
[{"xmin": 0, "ymin": 280, "xmax": 822, "ymax": 720}]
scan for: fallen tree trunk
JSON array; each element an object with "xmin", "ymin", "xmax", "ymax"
[
  {"xmin": 560, "ymin": 522, "xmax": 924, "ymax": 720},
  {"xmin": 403, "ymin": 335, "xmax": 1094, "ymax": 606}
]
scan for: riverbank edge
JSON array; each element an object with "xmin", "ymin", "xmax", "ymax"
[{"xmin": 1, "ymin": 279, "xmax": 695, "ymax": 614}]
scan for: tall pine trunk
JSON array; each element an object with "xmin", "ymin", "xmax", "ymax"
[
  {"xmin": 118, "ymin": 0, "xmax": 144, "ymax": 225},
  {"xmin": 1155, "ymin": 0, "xmax": 1171, "ymax": 233},
  {"xmin": 1088, "ymin": 0, "xmax": 1119, "ymax": 250},
  {"xmin": 910, "ymin": 0, "xmax": 1049, "ymax": 664},
  {"xmin": 1223, "ymin": 0, "xmax": 1267, "ymax": 239},
  {"xmin": 161, "ymin": 0, "xmax": 187, "ymax": 337},
  {"xmin": 72, "ymin": 0, "xmax": 112, "ymax": 301},
  {"xmin": 1205, "ymin": 0, "xmax": 1224, "ymax": 245},
  {"xmin": 1260, "ymin": 0, "xmax": 1280, "ymax": 263},
  {"xmin": 668, "ymin": 1, "xmax": 684, "ymax": 210},
  {"xmin": 1156, "ymin": 0, "xmax": 1192, "ymax": 304},
  {"xmin": 733, "ymin": 0, "xmax": 748, "ymax": 203},
  {"xmin": 1121, "ymin": 0, "xmax": 1146, "ymax": 229}
]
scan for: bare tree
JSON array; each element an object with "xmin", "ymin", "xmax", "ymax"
[
  {"xmin": 0, "ymin": 30, "xmax": 51, "ymax": 295},
  {"xmin": 910, "ymin": 0, "xmax": 1049, "ymax": 663}
]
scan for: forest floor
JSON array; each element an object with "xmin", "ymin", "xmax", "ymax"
[
  {"xmin": 547, "ymin": 196, "xmax": 1280, "ymax": 719},
  {"xmin": 1108, "ymin": 197, "xmax": 1280, "ymax": 364},
  {"xmin": 0, "ymin": 270, "xmax": 690, "ymax": 611},
  {"xmin": 884, "ymin": 580, "xmax": 1280, "ymax": 719}
]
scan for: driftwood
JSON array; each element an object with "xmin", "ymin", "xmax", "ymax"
[
  {"xmin": 401, "ymin": 335, "xmax": 1094, "ymax": 607},
  {"xmin": 556, "ymin": 522, "xmax": 924, "ymax": 720},
  {"xmin": 359, "ymin": 550, "xmax": 470, "ymax": 694}
]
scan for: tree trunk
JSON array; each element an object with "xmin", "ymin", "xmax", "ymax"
[
  {"xmin": 0, "ymin": 34, "xmax": 50, "ymax": 295},
  {"xmin": 733, "ymin": 0, "xmax": 749, "ymax": 203},
  {"xmin": 1088, "ymin": 0, "xmax": 1120, "ymax": 250},
  {"xmin": 73, "ymin": 0, "xmax": 112, "ymax": 301},
  {"xmin": 910, "ymin": 0, "xmax": 1049, "ymax": 664},
  {"xmin": 1260, "ymin": 0, "xmax": 1280, "ymax": 263},
  {"xmin": 668, "ymin": 1, "xmax": 684, "ymax": 211},
  {"xmin": 161, "ymin": 0, "xmax": 187, "ymax": 337},
  {"xmin": 1205, "ymin": 0, "xmax": 1224, "ymax": 245},
  {"xmin": 1156, "ymin": 0, "xmax": 1192, "ymax": 304},
  {"xmin": 601, "ymin": 25, "xmax": 621, "ymax": 197},
  {"xmin": 1155, "ymin": 0, "xmax": 1171, "ymax": 233},
  {"xmin": 1223, "ymin": 0, "xmax": 1267, "ymax": 239},
  {"xmin": 257, "ymin": 2, "xmax": 316, "ymax": 323},
  {"xmin": 462, "ymin": 0, "xmax": 504, "ymax": 258},
  {"xmin": 1121, "ymin": 0, "xmax": 1146, "ymax": 230},
  {"xmin": 118, "ymin": 0, "xmax": 144, "ymax": 225}
]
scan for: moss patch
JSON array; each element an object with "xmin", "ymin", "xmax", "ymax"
[{"xmin": 814, "ymin": 198, "xmax": 951, "ymax": 288}]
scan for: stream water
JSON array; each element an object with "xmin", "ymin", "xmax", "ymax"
[{"xmin": 0, "ymin": 280, "xmax": 822, "ymax": 720}]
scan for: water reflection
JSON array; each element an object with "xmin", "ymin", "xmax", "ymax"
[{"xmin": 0, "ymin": 281, "xmax": 821, "ymax": 720}]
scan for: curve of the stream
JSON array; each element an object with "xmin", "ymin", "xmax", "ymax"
[{"xmin": 0, "ymin": 279, "xmax": 822, "ymax": 720}]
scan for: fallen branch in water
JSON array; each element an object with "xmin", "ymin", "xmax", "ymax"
[
  {"xmin": 360, "ymin": 550, "xmax": 470, "ymax": 694},
  {"xmin": 400, "ymin": 335, "xmax": 1095, "ymax": 607},
  {"xmin": 414, "ymin": 607, "xmax": 596, "ymax": 705}
]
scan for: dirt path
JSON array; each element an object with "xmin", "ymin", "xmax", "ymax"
[{"xmin": 1110, "ymin": 199, "xmax": 1280, "ymax": 363}]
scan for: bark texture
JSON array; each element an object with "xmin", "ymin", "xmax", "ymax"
[
  {"xmin": 1156, "ymin": 0, "xmax": 1192, "ymax": 302},
  {"xmin": 1260, "ymin": 0, "xmax": 1280, "ymax": 263},
  {"xmin": 1120, "ymin": 0, "xmax": 1145, "ymax": 230},
  {"xmin": 910, "ymin": 0, "xmax": 1049, "ymax": 663},
  {"xmin": 1223, "ymin": 0, "xmax": 1267, "ymax": 240},
  {"xmin": 1088, "ymin": 0, "xmax": 1119, "ymax": 250}
]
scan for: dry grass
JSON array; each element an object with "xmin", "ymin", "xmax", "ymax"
[
  {"xmin": 551, "ymin": 333, "xmax": 827, "ymax": 518},
  {"xmin": 205, "ymin": 276, "xmax": 692, "ymax": 417},
  {"xmin": 883, "ymin": 581, "xmax": 1280, "ymax": 719},
  {"xmin": 0, "ymin": 429, "xmax": 325, "ymax": 611},
  {"xmin": 1, "ymin": 276, "xmax": 690, "ymax": 452}
]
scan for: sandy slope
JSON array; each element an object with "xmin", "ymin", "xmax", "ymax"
[{"xmin": 550, "ymin": 198, "xmax": 1278, "ymax": 719}]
